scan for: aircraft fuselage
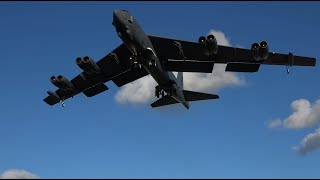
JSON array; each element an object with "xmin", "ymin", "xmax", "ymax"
[{"xmin": 113, "ymin": 10, "xmax": 189, "ymax": 109}]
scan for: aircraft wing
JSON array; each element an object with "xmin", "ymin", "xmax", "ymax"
[
  {"xmin": 148, "ymin": 35, "xmax": 316, "ymax": 73},
  {"xmin": 44, "ymin": 44, "xmax": 148, "ymax": 106}
]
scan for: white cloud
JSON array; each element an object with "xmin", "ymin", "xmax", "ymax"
[
  {"xmin": 0, "ymin": 169, "xmax": 39, "ymax": 179},
  {"xmin": 267, "ymin": 118, "xmax": 282, "ymax": 128},
  {"xmin": 183, "ymin": 65, "xmax": 244, "ymax": 92},
  {"xmin": 115, "ymin": 75, "xmax": 157, "ymax": 104},
  {"xmin": 115, "ymin": 29, "xmax": 245, "ymax": 104},
  {"xmin": 208, "ymin": 30, "xmax": 231, "ymax": 46},
  {"xmin": 294, "ymin": 128, "xmax": 320, "ymax": 155},
  {"xmin": 268, "ymin": 98, "xmax": 320, "ymax": 156},
  {"xmin": 270, "ymin": 99, "xmax": 320, "ymax": 129}
]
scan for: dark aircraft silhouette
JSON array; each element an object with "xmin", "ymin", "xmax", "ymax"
[{"xmin": 44, "ymin": 10, "xmax": 316, "ymax": 109}]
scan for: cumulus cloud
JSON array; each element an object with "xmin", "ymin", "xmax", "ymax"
[
  {"xmin": 0, "ymin": 169, "xmax": 39, "ymax": 179},
  {"xmin": 115, "ymin": 75, "xmax": 157, "ymax": 104},
  {"xmin": 266, "ymin": 118, "xmax": 282, "ymax": 128},
  {"xmin": 268, "ymin": 98, "xmax": 320, "ymax": 156},
  {"xmin": 208, "ymin": 29, "xmax": 231, "ymax": 46},
  {"xmin": 115, "ymin": 29, "xmax": 245, "ymax": 104},
  {"xmin": 294, "ymin": 128, "xmax": 320, "ymax": 155},
  {"xmin": 270, "ymin": 99, "xmax": 320, "ymax": 129}
]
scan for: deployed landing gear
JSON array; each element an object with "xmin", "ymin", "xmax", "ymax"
[
  {"xmin": 60, "ymin": 100, "xmax": 65, "ymax": 107},
  {"xmin": 130, "ymin": 56, "xmax": 141, "ymax": 70},
  {"xmin": 155, "ymin": 86, "xmax": 165, "ymax": 98},
  {"xmin": 148, "ymin": 59, "xmax": 156, "ymax": 67},
  {"xmin": 155, "ymin": 86, "xmax": 176, "ymax": 98}
]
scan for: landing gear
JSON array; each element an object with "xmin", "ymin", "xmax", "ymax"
[
  {"xmin": 60, "ymin": 100, "xmax": 65, "ymax": 107},
  {"xmin": 155, "ymin": 86, "xmax": 161, "ymax": 98},
  {"xmin": 148, "ymin": 59, "xmax": 156, "ymax": 67},
  {"xmin": 130, "ymin": 56, "xmax": 141, "ymax": 70},
  {"xmin": 155, "ymin": 86, "xmax": 165, "ymax": 98}
]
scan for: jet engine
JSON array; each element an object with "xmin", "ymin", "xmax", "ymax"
[
  {"xmin": 198, "ymin": 36, "xmax": 206, "ymax": 45},
  {"xmin": 205, "ymin": 34, "xmax": 218, "ymax": 55},
  {"xmin": 76, "ymin": 56, "xmax": 101, "ymax": 74},
  {"xmin": 251, "ymin": 41, "xmax": 269, "ymax": 61},
  {"xmin": 259, "ymin": 41, "xmax": 269, "ymax": 60},
  {"xmin": 50, "ymin": 75, "xmax": 75, "ymax": 91},
  {"xmin": 251, "ymin": 43, "xmax": 260, "ymax": 61}
]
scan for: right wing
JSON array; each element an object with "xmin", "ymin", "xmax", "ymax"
[
  {"xmin": 44, "ymin": 44, "xmax": 148, "ymax": 106},
  {"xmin": 148, "ymin": 35, "xmax": 316, "ymax": 73}
]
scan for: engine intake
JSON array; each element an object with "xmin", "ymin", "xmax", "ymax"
[
  {"xmin": 206, "ymin": 34, "xmax": 218, "ymax": 55},
  {"xmin": 50, "ymin": 75, "xmax": 75, "ymax": 91},
  {"xmin": 259, "ymin": 41, "xmax": 269, "ymax": 60},
  {"xmin": 251, "ymin": 43, "xmax": 260, "ymax": 61},
  {"xmin": 198, "ymin": 36, "xmax": 206, "ymax": 45},
  {"xmin": 76, "ymin": 56, "xmax": 100, "ymax": 74},
  {"xmin": 251, "ymin": 41, "xmax": 269, "ymax": 61}
]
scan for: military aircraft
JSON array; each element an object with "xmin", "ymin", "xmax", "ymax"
[{"xmin": 44, "ymin": 10, "xmax": 316, "ymax": 109}]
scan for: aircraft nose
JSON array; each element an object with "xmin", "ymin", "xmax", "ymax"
[
  {"xmin": 113, "ymin": 10, "xmax": 122, "ymax": 20},
  {"xmin": 113, "ymin": 10, "xmax": 122, "ymax": 25}
]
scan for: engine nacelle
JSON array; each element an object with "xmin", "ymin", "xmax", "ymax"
[
  {"xmin": 251, "ymin": 43, "xmax": 260, "ymax": 61},
  {"xmin": 206, "ymin": 34, "xmax": 218, "ymax": 55},
  {"xmin": 251, "ymin": 41, "xmax": 269, "ymax": 61},
  {"xmin": 76, "ymin": 56, "xmax": 100, "ymax": 74},
  {"xmin": 259, "ymin": 41, "xmax": 269, "ymax": 60},
  {"xmin": 50, "ymin": 75, "xmax": 74, "ymax": 91},
  {"xmin": 198, "ymin": 36, "xmax": 206, "ymax": 45}
]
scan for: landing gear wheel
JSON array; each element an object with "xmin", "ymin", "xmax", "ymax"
[
  {"xmin": 155, "ymin": 86, "xmax": 160, "ymax": 98},
  {"xmin": 133, "ymin": 62, "xmax": 139, "ymax": 69},
  {"xmin": 60, "ymin": 100, "xmax": 65, "ymax": 107},
  {"xmin": 148, "ymin": 60, "xmax": 156, "ymax": 67}
]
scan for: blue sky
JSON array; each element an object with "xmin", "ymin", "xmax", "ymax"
[{"xmin": 0, "ymin": 1, "xmax": 320, "ymax": 178}]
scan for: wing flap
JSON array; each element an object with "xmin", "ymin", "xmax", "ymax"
[
  {"xmin": 43, "ymin": 95, "xmax": 60, "ymax": 106},
  {"xmin": 112, "ymin": 68, "xmax": 149, "ymax": 87},
  {"xmin": 165, "ymin": 59, "xmax": 214, "ymax": 73},
  {"xmin": 225, "ymin": 63, "xmax": 260, "ymax": 72},
  {"xmin": 83, "ymin": 83, "xmax": 109, "ymax": 97}
]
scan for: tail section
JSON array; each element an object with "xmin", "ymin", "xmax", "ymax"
[
  {"xmin": 183, "ymin": 90, "xmax": 219, "ymax": 101},
  {"xmin": 150, "ymin": 90, "xmax": 219, "ymax": 108},
  {"xmin": 151, "ymin": 95, "xmax": 179, "ymax": 108}
]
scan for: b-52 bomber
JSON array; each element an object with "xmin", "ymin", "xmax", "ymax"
[{"xmin": 44, "ymin": 10, "xmax": 316, "ymax": 109}]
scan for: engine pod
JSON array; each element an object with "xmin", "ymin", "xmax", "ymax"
[
  {"xmin": 50, "ymin": 75, "xmax": 75, "ymax": 91},
  {"xmin": 76, "ymin": 56, "xmax": 100, "ymax": 74},
  {"xmin": 259, "ymin": 41, "xmax": 269, "ymax": 60},
  {"xmin": 251, "ymin": 43, "xmax": 260, "ymax": 61},
  {"xmin": 206, "ymin": 34, "xmax": 218, "ymax": 55}
]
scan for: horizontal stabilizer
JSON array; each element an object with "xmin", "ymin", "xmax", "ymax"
[
  {"xmin": 183, "ymin": 90, "xmax": 219, "ymax": 101},
  {"xmin": 83, "ymin": 83, "xmax": 109, "ymax": 97},
  {"xmin": 151, "ymin": 95, "xmax": 179, "ymax": 108},
  {"xmin": 226, "ymin": 63, "xmax": 260, "ymax": 72}
]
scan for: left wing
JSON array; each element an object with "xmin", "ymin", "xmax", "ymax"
[
  {"xmin": 44, "ymin": 43, "xmax": 148, "ymax": 106},
  {"xmin": 148, "ymin": 35, "xmax": 316, "ymax": 73}
]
